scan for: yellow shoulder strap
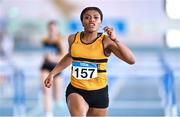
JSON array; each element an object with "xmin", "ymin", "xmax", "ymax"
[{"xmin": 73, "ymin": 32, "xmax": 80, "ymax": 43}]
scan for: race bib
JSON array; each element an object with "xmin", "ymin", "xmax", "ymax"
[{"xmin": 72, "ymin": 61, "xmax": 98, "ymax": 80}]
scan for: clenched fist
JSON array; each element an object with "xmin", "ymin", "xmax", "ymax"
[{"xmin": 44, "ymin": 74, "xmax": 54, "ymax": 88}]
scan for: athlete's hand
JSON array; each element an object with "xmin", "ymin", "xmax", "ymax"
[
  {"xmin": 103, "ymin": 26, "xmax": 117, "ymax": 41},
  {"xmin": 44, "ymin": 73, "xmax": 53, "ymax": 88}
]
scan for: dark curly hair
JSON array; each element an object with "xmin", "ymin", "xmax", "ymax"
[{"xmin": 80, "ymin": 7, "xmax": 103, "ymax": 22}]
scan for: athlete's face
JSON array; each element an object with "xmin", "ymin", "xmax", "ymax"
[
  {"xmin": 48, "ymin": 24, "xmax": 58, "ymax": 35},
  {"xmin": 82, "ymin": 10, "xmax": 102, "ymax": 33}
]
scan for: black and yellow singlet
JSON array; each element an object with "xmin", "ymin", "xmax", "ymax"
[
  {"xmin": 42, "ymin": 36, "xmax": 61, "ymax": 54},
  {"xmin": 70, "ymin": 32, "xmax": 109, "ymax": 90}
]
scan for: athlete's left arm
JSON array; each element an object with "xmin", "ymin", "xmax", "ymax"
[{"xmin": 103, "ymin": 26, "xmax": 135, "ymax": 64}]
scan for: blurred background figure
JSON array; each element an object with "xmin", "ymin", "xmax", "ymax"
[
  {"xmin": 0, "ymin": 27, "xmax": 14, "ymax": 97},
  {"xmin": 0, "ymin": 27, "xmax": 26, "ymax": 117},
  {"xmin": 0, "ymin": 28, "xmax": 14, "ymax": 106},
  {"xmin": 40, "ymin": 20, "xmax": 65, "ymax": 117},
  {"xmin": 0, "ymin": 28, "xmax": 13, "ymax": 90}
]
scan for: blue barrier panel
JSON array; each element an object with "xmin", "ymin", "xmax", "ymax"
[
  {"xmin": 159, "ymin": 54, "xmax": 177, "ymax": 116},
  {"xmin": 13, "ymin": 68, "xmax": 26, "ymax": 116},
  {"xmin": 13, "ymin": 69, "xmax": 25, "ymax": 105}
]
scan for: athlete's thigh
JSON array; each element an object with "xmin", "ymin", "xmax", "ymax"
[
  {"xmin": 40, "ymin": 70, "xmax": 49, "ymax": 81},
  {"xmin": 53, "ymin": 76, "xmax": 63, "ymax": 93},
  {"xmin": 40, "ymin": 70, "xmax": 51, "ymax": 92},
  {"xmin": 52, "ymin": 77, "xmax": 63, "ymax": 99},
  {"xmin": 67, "ymin": 93, "xmax": 89, "ymax": 116},
  {"xmin": 87, "ymin": 107, "xmax": 108, "ymax": 116}
]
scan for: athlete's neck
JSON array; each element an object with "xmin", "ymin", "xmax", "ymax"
[
  {"xmin": 48, "ymin": 33, "xmax": 59, "ymax": 40},
  {"xmin": 82, "ymin": 31, "xmax": 98, "ymax": 43}
]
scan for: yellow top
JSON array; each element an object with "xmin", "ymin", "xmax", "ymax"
[{"xmin": 70, "ymin": 32, "xmax": 108, "ymax": 90}]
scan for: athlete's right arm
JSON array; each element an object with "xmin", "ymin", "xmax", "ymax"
[{"xmin": 44, "ymin": 34, "xmax": 75, "ymax": 88}]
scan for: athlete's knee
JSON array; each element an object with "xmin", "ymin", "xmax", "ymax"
[
  {"xmin": 68, "ymin": 105, "xmax": 87, "ymax": 116},
  {"xmin": 67, "ymin": 100, "xmax": 88, "ymax": 116},
  {"xmin": 87, "ymin": 108, "xmax": 108, "ymax": 116}
]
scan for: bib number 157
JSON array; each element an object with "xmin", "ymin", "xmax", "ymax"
[{"xmin": 72, "ymin": 62, "xmax": 98, "ymax": 80}]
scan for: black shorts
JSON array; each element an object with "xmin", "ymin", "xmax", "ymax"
[
  {"xmin": 41, "ymin": 60, "xmax": 61, "ymax": 76},
  {"xmin": 66, "ymin": 83, "xmax": 109, "ymax": 108},
  {"xmin": 41, "ymin": 60, "xmax": 57, "ymax": 71}
]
